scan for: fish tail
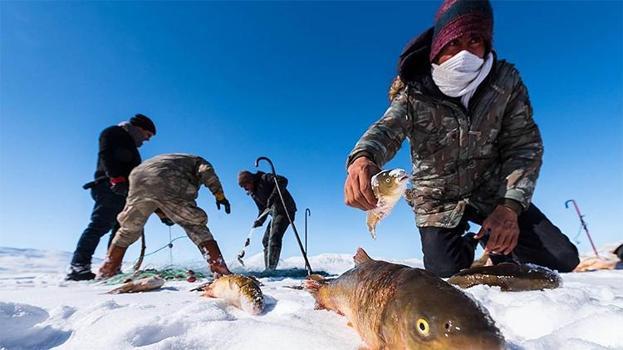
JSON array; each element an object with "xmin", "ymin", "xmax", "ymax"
[{"xmin": 366, "ymin": 212, "xmax": 379, "ymax": 237}]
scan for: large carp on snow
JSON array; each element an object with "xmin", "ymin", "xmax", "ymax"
[
  {"xmin": 366, "ymin": 169, "xmax": 410, "ymax": 239},
  {"xmin": 305, "ymin": 248, "xmax": 505, "ymax": 349}
]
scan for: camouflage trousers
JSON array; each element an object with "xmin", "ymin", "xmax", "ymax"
[{"xmin": 112, "ymin": 198, "xmax": 214, "ymax": 248}]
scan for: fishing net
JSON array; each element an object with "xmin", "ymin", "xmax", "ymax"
[{"xmin": 103, "ymin": 267, "xmax": 207, "ymax": 285}]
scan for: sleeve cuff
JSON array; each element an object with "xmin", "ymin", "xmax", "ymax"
[
  {"xmin": 503, "ymin": 189, "xmax": 529, "ymax": 211},
  {"xmin": 346, "ymin": 150, "xmax": 377, "ymax": 170}
]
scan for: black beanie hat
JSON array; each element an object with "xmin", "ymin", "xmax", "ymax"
[{"xmin": 130, "ymin": 114, "xmax": 156, "ymax": 135}]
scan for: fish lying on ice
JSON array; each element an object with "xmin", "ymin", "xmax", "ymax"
[
  {"xmin": 107, "ymin": 276, "xmax": 165, "ymax": 294},
  {"xmin": 366, "ymin": 169, "xmax": 409, "ymax": 239},
  {"xmin": 202, "ymin": 274, "xmax": 264, "ymax": 315},
  {"xmin": 304, "ymin": 248, "xmax": 505, "ymax": 350},
  {"xmin": 448, "ymin": 262, "xmax": 562, "ymax": 291}
]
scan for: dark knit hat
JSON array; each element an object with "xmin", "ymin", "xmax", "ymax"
[
  {"xmin": 238, "ymin": 170, "xmax": 254, "ymax": 186},
  {"xmin": 430, "ymin": 0, "xmax": 493, "ymax": 62},
  {"xmin": 130, "ymin": 114, "xmax": 156, "ymax": 135}
]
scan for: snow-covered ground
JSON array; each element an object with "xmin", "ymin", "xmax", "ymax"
[{"xmin": 1, "ymin": 246, "xmax": 622, "ymax": 350}]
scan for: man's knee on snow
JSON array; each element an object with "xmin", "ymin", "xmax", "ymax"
[
  {"xmin": 553, "ymin": 249, "xmax": 580, "ymax": 272},
  {"xmin": 423, "ymin": 259, "xmax": 462, "ymax": 278}
]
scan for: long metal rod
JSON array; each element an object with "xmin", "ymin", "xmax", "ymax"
[
  {"xmin": 256, "ymin": 156, "xmax": 313, "ymax": 275},
  {"xmin": 565, "ymin": 199, "xmax": 599, "ymax": 257},
  {"xmin": 305, "ymin": 208, "xmax": 311, "ymax": 254}
]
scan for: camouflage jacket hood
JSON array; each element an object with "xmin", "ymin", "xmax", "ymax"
[{"xmin": 348, "ymin": 29, "xmax": 543, "ymax": 228}]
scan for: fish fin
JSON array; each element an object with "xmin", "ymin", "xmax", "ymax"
[
  {"xmin": 202, "ymin": 288, "xmax": 216, "ymax": 298},
  {"xmin": 201, "ymin": 280, "xmax": 217, "ymax": 298},
  {"xmin": 354, "ymin": 248, "xmax": 372, "ymax": 266},
  {"xmin": 366, "ymin": 213, "xmax": 379, "ymax": 239},
  {"xmin": 303, "ymin": 278, "xmax": 328, "ymax": 310}
]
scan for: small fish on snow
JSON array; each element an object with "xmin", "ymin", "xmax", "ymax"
[
  {"xmin": 107, "ymin": 276, "xmax": 165, "ymax": 294},
  {"xmin": 202, "ymin": 274, "xmax": 264, "ymax": 315}
]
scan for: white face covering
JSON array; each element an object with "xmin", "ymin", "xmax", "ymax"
[{"xmin": 431, "ymin": 50, "xmax": 494, "ymax": 108}]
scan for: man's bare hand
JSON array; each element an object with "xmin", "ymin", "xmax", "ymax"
[
  {"xmin": 476, "ymin": 204, "xmax": 519, "ymax": 255},
  {"xmin": 344, "ymin": 157, "xmax": 381, "ymax": 211}
]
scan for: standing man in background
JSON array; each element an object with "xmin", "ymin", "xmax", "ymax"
[
  {"xmin": 66, "ymin": 114, "xmax": 156, "ymax": 281},
  {"xmin": 238, "ymin": 170, "xmax": 296, "ymax": 271}
]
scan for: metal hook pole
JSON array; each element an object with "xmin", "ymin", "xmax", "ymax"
[
  {"xmin": 256, "ymin": 156, "xmax": 313, "ymax": 275},
  {"xmin": 305, "ymin": 208, "xmax": 311, "ymax": 254},
  {"xmin": 565, "ymin": 199, "xmax": 599, "ymax": 257}
]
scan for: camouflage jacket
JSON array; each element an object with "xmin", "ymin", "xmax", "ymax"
[
  {"xmin": 127, "ymin": 153, "xmax": 224, "ymax": 204},
  {"xmin": 347, "ymin": 31, "xmax": 543, "ymax": 228}
]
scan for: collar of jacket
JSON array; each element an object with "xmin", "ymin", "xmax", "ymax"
[
  {"xmin": 398, "ymin": 27, "xmax": 498, "ymax": 111},
  {"xmin": 118, "ymin": 121, "xmax": 144, "ymax": 147}
]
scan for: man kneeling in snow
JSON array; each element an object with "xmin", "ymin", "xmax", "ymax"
[
  {"xmin": 344, "ymin": 0, "xmax": 580, "ymax": 278},
  {"xmin": 99, "ymin": 153, "xmax": 232, "ymax": 278}
]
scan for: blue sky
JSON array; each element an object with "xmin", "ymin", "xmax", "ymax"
[{"xmin": 1, "ymin": 1, "xmax": 622, "ymax": 267}]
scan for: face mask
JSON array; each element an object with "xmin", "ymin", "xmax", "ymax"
[{"xmin": 431, "ymin": 51, "xmax": 493, "ymax": 107}]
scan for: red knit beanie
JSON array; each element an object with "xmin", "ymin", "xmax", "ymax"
[{"xmin": 430, "ymin": 0, "xmax": 493, "ymax": 62}]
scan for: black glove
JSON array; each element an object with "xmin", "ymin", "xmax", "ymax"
[
  {"xmin": 110, "ymin": 182, "xmax": 128, "ymax": 196},
  {"xmin": 160, "ymin": 217, "xmax": 175, "ymax": 226},
  {"xmin": 216, "ymin": 198, "xmax": 231, "ymax": 214},
  {"xmin": 252, "ymin": 220, "xmax": 263, "ymax": 228}
]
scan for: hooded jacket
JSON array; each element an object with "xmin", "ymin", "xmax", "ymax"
[{"xmin": 347, "ymin": 28, "xmax": 543, "ymax": 228}]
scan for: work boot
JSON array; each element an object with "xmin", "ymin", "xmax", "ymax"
[
  {"xmin": 98, "ymin": 245, "xmax": 127, "ymax": 279},
  {"xmin": 66, "ymin": 264, "xmax": 96, "ymax": 281},
  {"xmin": 199, "ymin": 240, "xmax": 231, "ymax": 277}
]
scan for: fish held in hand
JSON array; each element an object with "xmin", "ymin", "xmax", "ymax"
[
  {"xmin": 366, "ymin": 169, "xmax": 410, "ymax": 239},
  {"xmin": 448, "ymin": 262, "xmax": 562, "ymax": 291},
  {"xmin": 202, "ymin": 274, "xmax": 264, "ymax": 315},
  {"xmin": 107, "ymin": 276, "xmax": 165, "ymax": 294},
  {"xmin": 304, "ymin": 248, "xmax": 505, "ymax": 350}
]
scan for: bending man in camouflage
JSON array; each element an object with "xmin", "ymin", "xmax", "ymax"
[
  {"xmin": 344, "ymin": 0, "xmax": 579, "ymax": 277},
  {"xmin": 99, "ymin": 153, "xmax": 233, "ymax": 278}
]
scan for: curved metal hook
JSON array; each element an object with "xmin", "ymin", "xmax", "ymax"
[
  {"xmin": 255, "ymin": 156, "xmax": 276, "ymax": 175},
  {"xmin": 305, "ymin": 208, "xmax": 311, "ymax": 217},
  {"xmin": 564, "ymin": 199, "xmax": 575, "ymax": 209}
]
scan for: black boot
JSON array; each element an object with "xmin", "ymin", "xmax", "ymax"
[{"xmin": 66, "ymin": 264, "xmax": 96, "ymax": 281}]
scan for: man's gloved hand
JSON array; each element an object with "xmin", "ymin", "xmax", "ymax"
[
  {"xmin": 109, "ymin": 177, "xmax": 128, "ymax": 196},
  {"xmin": 252, "ymin": 220, "xmax": 263, "ymax": 228},
  {"xmin": 160, "ymin": 217, "xmax": 175, "ymax": 226},
  {"xmin": 215, "ymin": 192, "xmax": 231, "ymax": 214}
]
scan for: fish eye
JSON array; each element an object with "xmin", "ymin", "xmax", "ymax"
[
  {"xmin": 385, "ymin": 178, "xmax": 390, "ymax": 183},
  {"xmin": 416, "ymin": 318, "xmax": 430, "ymax": 336}
]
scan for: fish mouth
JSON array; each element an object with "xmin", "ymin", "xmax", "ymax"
[{"xmin": 399, "ymin": 175, "xmax": 410, "ymax": 182}]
